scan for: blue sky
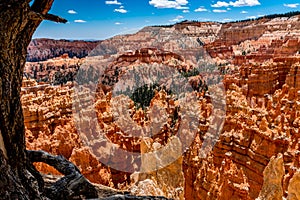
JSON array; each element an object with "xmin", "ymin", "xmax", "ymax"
[{"xmin": 33, "ymin": 0, "xmax": 300, "ymax": 40}]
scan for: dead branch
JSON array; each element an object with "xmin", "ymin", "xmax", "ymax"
[
  {"xmin": 29, "ymin": 11, "xmax": 67, "ymax": 23},
  {"xmin": 30, "ymin": 0, "xmax": 54, "ymax": 14},
  {"xmin": 27, "ymin": 150, "xmax": 98, "ymax": 199}
]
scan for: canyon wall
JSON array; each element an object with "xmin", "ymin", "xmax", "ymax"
[
  {"xmin": 24, "ymin": 14, "xmax": 300, "ymax": 199},
  {"xmin": 27, "ymin": 38, "xmax": 101, "ymax": 62}
]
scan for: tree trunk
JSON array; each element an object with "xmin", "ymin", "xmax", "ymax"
[{"xmin": 0, "ymin": 1, "xmax": 62, "ymax": 199}]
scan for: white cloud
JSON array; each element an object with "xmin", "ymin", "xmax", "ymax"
[
  {"xmin": 183, "ymin": 9, "xmax": 190, "ymax": 13},
  {"xmin": 177, "ymin": 6, "xmax": 189, "ymax": 10},
  {"xmin": 120, "ymin": 5, "xmax": 124, "ymax": 8},
  {"xmin": 213, "ymin": 9, "xmax": 227, "ymax": 13},
  {"xmin": 211, "ymin": 1, "xmax": 230, "ymax": 7},
  {"xmin": 74, "ymin": 19, "xmax": 86, "ymax": 23},
  {"xmin": 241, "ymin": 10, "xmax": 248, "ymax": 13},
  {"xmin": 212, "ymin": 0, "xmax": 260, "ymax": 8},
  {"xmin": 114, "ymin": 8, "xmax": 128, "ymax": 13},
  {"xmin": 231, "ymin": 0, "xmax": 260, "ymax": 7},
  {"xmin": 149, "ymin": 0, "xmax": 189, "ymax": 9},
  {"xmin": 68, "ymin": 10, "xmax": 77, "ymax": 14},
  {"xmin": 198, "ymin": 17, "xmax": 211, "ymax": 21},
  {"xmin": 247, "ymin": 15, "xmax": 257, "ymax": 19},
  {"xmin": 169, "ymin": 15, "xmax": 184, "ymax": 22},
  {"xmin": 194, "ymin": 7, "xmax": 208, "ymax": 12},
  {"xmin": 283, "ymin": 3, "xmax": 299, "ymax": 8},
  {"xmin": 222, "ymin": 18, "xmax": 233, "ymax": 22},
  {"xmin": 115, "ymin": 22, "xmax": 122, "ymax": 25},
  {"xmin": 105, "ymin": 0, "xmax": 122, "ymax": 5}
]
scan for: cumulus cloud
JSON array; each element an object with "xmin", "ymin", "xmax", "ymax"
[
  {"xmin": 247, "ymin": 15, "xmax": 257, "ymax": 19},
  {"xmin": 240, "ymin": 10, "xmax": 248, "ymax": 13},
  {"xmin": 115, "ymin": 22, "xmax": 122, "ymax": 25},
  {"xmin": 231, "ymin": 0, "xmax": 260, "ymax": 7},
  {"xmin": 105, "ymin": 0, "xmax": 122, "ymax": 5},
  {"xmin": 74, "ymin": 19, "xmax": 86, "ymax": 23},
  {"xmin": 114, "ymin": 8, "xmax": 128, "ymax": 13},
  {"xmin": 283, "ymin": 3, "xmax": 299, "ymax": 8},
  {"xmin": 183, "ymin": 9, "xmax": 190, "ymax": 13},
  {"xmin": 169, "ymin": 15, "xmax": 184, "ymax": 22},
  {"xmin": 194, "ymin": 7, "xmax": 208, "ymax": 12},
  {"xmin": 149, "ymin": 0, "xmax": 189, "ymax": 9},
  {"xmin": 212, "ymin": 0, "xmax": 260, "ymax": 8},
  {"xmin": 222, "ymin": 18, "xmax": 233, "ymax": 22},
  {"xmin": 68, "ymin": 10, "xmax": 77, "ymax": 14},
  {"xmin": 213, "ymin": 9, "xmax": 227, "ymax": 13},
  {"xmin": 211, "ymin": 1, "xmax": 230, "ymax": 7}
]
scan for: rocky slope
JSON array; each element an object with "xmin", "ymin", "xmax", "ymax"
[
  {"xmin": 27, "ymin": 38, "xmax": 101, "ymax": 62},
  {"xmin": 24, "ymin": 13, "xmax": 300, "ymax": 199}
]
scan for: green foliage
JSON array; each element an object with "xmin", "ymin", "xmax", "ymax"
[
  {"xmin": 152, "ymin": 24, "xmax": 174, "ymax": 28},
  {"xmin": 153, "ymin": 11, "xmax": 300, "ymax": 27},
  {"xmin": 152, "ymin": 20, "xmax": 189, "ymax": 27},
  {"xmin": 181, "ymin": 68, "xmax": 200, "ymax": 78},
  {"xmin": 52, "ymin": 71, "xmax": 78, "ymax": 85},
  {"xmin": 231, "ymin": 11, "xmax": 300, "ymax": 23},
  {"xmin": 130, "ymin": 83, "xmax": 171, "ymax": 110},
  {"xmin": 76, "ymin": 65, "xmax": 100, "ymax": 85},
  {"xmin": 258, "ymin": 11, "xmax": 300, "ymax": 20}
]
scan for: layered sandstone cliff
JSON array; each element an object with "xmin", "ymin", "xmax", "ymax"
[{"xmin": 27, "ymin": 38, "xmax": 100, "ymax": 62}]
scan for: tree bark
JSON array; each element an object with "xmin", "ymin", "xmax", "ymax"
[
  {"xmin": 0, "ymin": 1, "xmax": 65, "ymax": 199},
  {"xmin": 0, "ymin": 2, "xmax": 173, "ymax": 200}
]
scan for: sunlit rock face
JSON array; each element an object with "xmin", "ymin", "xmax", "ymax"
[
  {"xmin": 24, "ymin": 14, "xmax": 300, "ymax": 199},
  {"xmin": 256, "ymin": 154, "xmax": 285, "ymax": 200}
]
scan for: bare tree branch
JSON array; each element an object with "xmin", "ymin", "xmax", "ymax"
[
  {"xmin": 30, "ymin": 0, "xmax": 54, "ymax": 14},
  {"xmin": 27, "ymin": 150, "xmax": 98, "ymax": 199},
  {"xmin": 29, "ymin": 11, "xmax": 67, "ymax": 23}
]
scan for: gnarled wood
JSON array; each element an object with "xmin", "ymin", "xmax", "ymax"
[
  {"xmin": 27, "ymin": 150, "xmax": 98, "ymax": 199},
  {"xmin": 29, "ymin": 11, "xmax": 67, "ymax": 23},
  {"xmin": 0, "ymin": 1, "xmax": 66, "ymax": 199},
  {"xmin": 0, "ymin": 1, "xmax": 171, "ymax": 199}
]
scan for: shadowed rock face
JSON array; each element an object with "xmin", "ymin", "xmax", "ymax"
[{"xmin": 24, "ymin": 15, "xmax": 300, "ymax": 199}]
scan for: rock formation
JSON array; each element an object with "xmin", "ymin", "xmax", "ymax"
[
  {"xmin": 288, "ymin": 171, "xmax": 300, "ymax": 200},
  {"xmin": 23, "ymin": 13, "xmax": 300, "ymax": 199},
  {"xmin": 183, "ymin": 83, "xmax": 300, "ymax": 199},
  {"xmin": 22, "ymin": 79, "xmax": 114, "ymax": 186},
  {"xmin": 27, "ymin": 38, "xmax": 101, "ymax": 62},
  {"xmin": 256, "ymin": 154, "xmax": 284, "ymax": 200},
  {"xmin": 24, "ymin": 54, "xmax": 84, "ymax": 84},
  {"xmin": 257, "ymin": 153, "xmax": 300, "ymax": 200}
]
